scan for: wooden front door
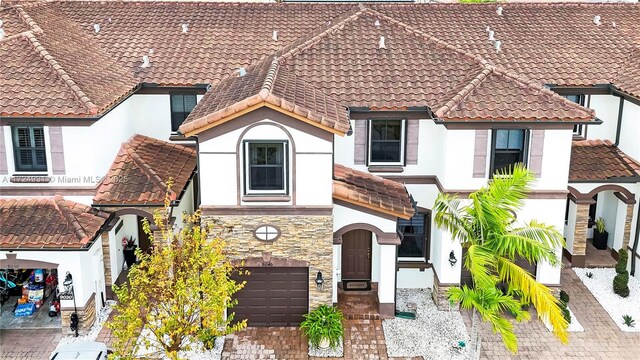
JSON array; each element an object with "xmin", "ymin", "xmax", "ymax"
[{"xmin": 341, "ymin": 230, "xmax": 372, "ymax": 280}]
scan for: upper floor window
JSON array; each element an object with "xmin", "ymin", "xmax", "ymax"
[
  {"xmin": 12, "ymin": 126, "xmax": 47, "ymax": 172},
  {"xmin": 563, "ymin": 95, "xmax": 586, "ymax": 137},
  {"xmin": 491, "ymin": 129, "xmax": 527, "ymax": 175},
  {"xmin": 368, "ymin": 119, "xmax": 405, "ymax": 165},
  {"xmin": 397, "ymin": 210, "xmax": 430, "ymax": 261},
  {"xmin": 244, "ymin": 141, "xmax": 288, "ymax": 195},
  {"xmin": 170, "ymin": 94, "xmax": 197, "ymax": 132}
]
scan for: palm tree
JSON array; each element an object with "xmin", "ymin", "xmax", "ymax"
[{"xmin": 434, "ymin": 164, "xmax": 568, "ymax": 358}]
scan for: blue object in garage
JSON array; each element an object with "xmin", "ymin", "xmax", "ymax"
[{"xmin": 15, "ymin": 302, "xmax": 36, "ymax": 317}]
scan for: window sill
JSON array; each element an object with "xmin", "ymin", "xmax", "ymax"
[
  {"xmin": 10, "ymin": 175, "xmax": 51, "ymax": 183},
  {"xmin": 397, "ymin": 261, "xmax": 432, "ymax": 271},
  {"xmin": 367, "ymin": 165, "xmax": 404, "ymax": 173},
  {"xmin": 242, "ymin": 195, "xmax": 291, "ymax": 202}
]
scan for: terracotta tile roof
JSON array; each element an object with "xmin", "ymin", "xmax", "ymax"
[
  {"xmin": 3, "ymin": 2, "xmax": 638, "ymax": 120},
  {"xmin": 0, "ymin": 4, "xmax": 138, "ymax": 117},
  {"xmin": 180, "ymin": 56, "xmax": 350, "ymax": 136},
  {"xmin": 613, "ymin": 48, "xmax": 640, "ymax": 98},
  {"xmin": 373, "ymin": 3, "xmax": 640, "ymax": 87},
  {"xmin": 570, "ymin": 140, "xmax": 640, "ymax": 182},
  {"xmin": 94, "ymin": 134, "xmax": 197, "ymax": 205},
  {"xmin": 0, "ymin": 195, "xmax": 110, "ymax": 250},
  {"xmin": 333, "ymin": 163, "xmax": 414, "ymax": 220}
]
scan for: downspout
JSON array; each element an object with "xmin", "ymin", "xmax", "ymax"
[
  {"xmin": 614, "ymin": 95, "xmax": 624, "ymax": 146},
  {"xmin": 191, "ymin": 135, "xmax": 202, "ymax": 209}
]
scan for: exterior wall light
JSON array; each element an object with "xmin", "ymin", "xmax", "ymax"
[
  {"xmin": 449, "ymin": 251, "xmax": 457, "ymax": 267},
  {"xmin": 315, "ymin": 271, "xmax": 324, "ymax": 290}
]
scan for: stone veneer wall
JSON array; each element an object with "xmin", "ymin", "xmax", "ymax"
[
  {"xmin": 432, "ymin": 275, "xmax": 459, "ymax": 311},
  {"xmin": 572, "ymin": 203, "xmax": 590, "ymax": 258},
  {"xmin": 60, "ymin": 293, "xmax": 96, "ymax": 336},
  {"xmin": 205, "ymin": 215, "xmax": 333, "ymax": 309}
]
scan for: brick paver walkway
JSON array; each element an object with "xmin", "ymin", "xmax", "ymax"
[
  {"xmin": 467, "ymin": 267, "xmax": 640, "ymax": 359},
  {"xmin": 222, "ymin": 319, "xmax": 420, "ymax": 360},
  {"xmin": 0, "ymin": 328, "xmax": 61, "ymax": 360}
]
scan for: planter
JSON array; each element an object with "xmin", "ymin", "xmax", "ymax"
[
  {"xmin": 318, "ymin": 337, "xmax": 330, "ymax": 350},
  {"xmin": 123, "ymin": 246, "xmax": 137, "ymax": 268},
  {"xmin": 593, "ymin": 230, "xmax": 608, "ymax": 250}
]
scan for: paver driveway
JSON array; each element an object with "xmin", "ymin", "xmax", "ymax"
[
  {"xmin": 0, "ymin": 328, "xmax": 61, "ymax": 360},
  {"xmin": 221, "ymin": 319, "xmax": 420, "ymax": 360},
  {"xmin": 469, "ymin": 267, "xmax": 640, "ymax": 359}
]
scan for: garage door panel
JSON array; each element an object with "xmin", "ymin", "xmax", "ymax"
[{"xmin": 233, "ymin": 267, "xmax": 308, "ymax": 326}]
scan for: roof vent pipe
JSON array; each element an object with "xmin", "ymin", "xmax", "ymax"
[
  {"xmin": 272, "ymin": 30, "xmax": 278, "ymax": 41},
  {"xmin": 108, "ymin": 18, "xmax": 112, "ymax": 23},
  {"xmin": 494, "ymin": 40, "xmax": 502, "ymax": 53},
  {"xmin": 496, "ymin": 6, "xmax": 503, "ymax": 16},
  {"xmin": 94, "ymin": 24, "xmax": 100, "ymax": 33},
  {"xmin": 379, "ymin": 35, "xmax": 386, "ymax": 49},
  {"xmin": 182, "ymin": 24, "xmax": 188, "ymax": 33},
  {"xmin": 141, "ymin": 55, "xmax": 150, "ymax": 68},
  {"xmin": 486, "ymin": 26, "xmax": 491, "ymax": 33},
  {"xmin": 488, "ymin": 30, "xmax": 495, "ymax": 41},
  {"xmin": 374, "ymin": 20, "xmax": 380, "ymax": 27},
  {"xmin": 0, "ymin": 29, "xmax": 4, "ymax": 41},
  {"xmin": 593, "ymin": 15, "xmax": 602, "ymax": 26},
  {"xmin": 612, "ymin": 21, "xmax": 617, "ymax": 28},
  {"xmin": 237, "ymin": 67, "xmax": 247, "ymax": 77}
]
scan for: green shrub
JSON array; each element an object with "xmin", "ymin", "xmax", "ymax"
[
  {"xmin": 616, "ymin": 248, "xmax": 629, "ymax": 274},
  {"xmin": 613, "ymin": 271, "xmax": 630, "ymax": 298},
  {"xmin": 300, "ymin": 305, "xmax": 344, "ymax": 349},
  {"xmin": 198, "ymin": 328, "xmax": 217, "ymax": 350},
  {"xmin": 623, "ymin": 315, "xmax": 635, "ymax": 328},
  {"xmin": 558, "ymin": 290, "xmax": 571, "ymax": 324},
  {"xmin": 595, "ymin": 217, "xmax": 606, "ymax": 233}
]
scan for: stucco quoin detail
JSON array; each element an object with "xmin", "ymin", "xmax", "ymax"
[{"xmin": 333, "ymin": 223, "xmax": 400, "ymax": 246}]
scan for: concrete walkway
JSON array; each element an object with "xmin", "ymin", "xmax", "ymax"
[{"xmin": 468, "ymin": 267, "xmax": 640, "ymax": 359}]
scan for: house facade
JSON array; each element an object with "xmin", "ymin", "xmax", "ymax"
[{"xmin": 1, "ymin": 1, "xmax": 639, "ymax": 332}]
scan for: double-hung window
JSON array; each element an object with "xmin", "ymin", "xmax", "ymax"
[
  {"xmin": 563, "ymin": 95, "xmax": 586, "ymax": 137},
  {"xmin": 397, "ymin": 211, "xmax": 430, "ymax": 261},
  {"xmin": 170, "ymin": 94, "xmax": 197, "ymax": 132},
  {"xmin": 368, "ymin": 119, "xmax": 405, "ymax": 165},
  {"xmin": 244, "ymin": 141, "xmax": 288, "ymax": 195},
  {"xmin": 12, "ymin": 126, "xmax": 47, "ymax": 172},
  {"xmin": 491, "ymin": 129, "xmax": 527, "ymax": 175}
]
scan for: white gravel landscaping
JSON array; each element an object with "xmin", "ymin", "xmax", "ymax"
[
  {"xmin": 545, "ymin": 308, "xmax": 584, "ymax": 333},
  {"xmin": 574, "ymin": 267, "xmax": 640, "ymax": 332},
  {"xmin": 383, "ymin": 288, "xmax": 470, "ymax": 360},
  {"xmin": 135, "ymin": 325, "xmax": 224, "ymax": 360},
  {"xmin": 54, "ymin": 300, "xmax": 115, "ymax": 351}
]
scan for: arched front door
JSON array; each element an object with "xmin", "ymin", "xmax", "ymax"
[{"xmin": 341, "ymin": 230, "xmax": 372, "ymax": 280}]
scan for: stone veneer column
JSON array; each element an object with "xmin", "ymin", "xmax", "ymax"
[
  {"xmin": 432, "ymin": 272, "xmax": 459, "ymax": 311},
  {"xmin": 205, "ymin": 215, "xmax": 333, "ymax": 309},
  {"xmin": 101, "ymin": 232, "xmax": 112, "ymax": 286},
  {"xmin": 60, "ymin": 293, "xmax": 96, "ymax": 336},
  {"xmin": 622, "ymin": 204, "xmax": 634, "ymax": 250},
  {"xmin": 571, "ymin": 203, "xmax": 590, "ymax": 267}
]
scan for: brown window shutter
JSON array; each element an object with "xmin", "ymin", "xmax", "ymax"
[
  {"xmin": 529, "ymin": 130, "xmax": 545, "ymax": 177},
  {"xmin": 406, "ymin": 120, "xmax": 419, "ymax": 165},
  {"xmin": 49, "ymin": 126, "xmax": 65, "ymax": 175},
  {"xmin": 0, "ymin": 127, "xmax": 7, "ymax": 175},
  {"xmin": 354, "ymin": 120, "xmax": 367, "ymax": 165},
  {"xmin": 473, "ymin": 129, "xmax": 489, "ymax": 178}
]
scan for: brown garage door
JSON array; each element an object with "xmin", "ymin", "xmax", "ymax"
[{"xmin": 232, "ymin": 267, "xmax": 309, "ymax": 326}]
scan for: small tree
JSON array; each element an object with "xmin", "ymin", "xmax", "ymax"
[
  {"xmin": 613, "ymin": 248, "xmax": 630, "ymax": 298},
  {"xmin": 108, "ymin": 187, "xmax": 247, "ymax": 360},
  {"xmin": 434, "ymin": 165, "xmax": 568, "ymax": 357}
]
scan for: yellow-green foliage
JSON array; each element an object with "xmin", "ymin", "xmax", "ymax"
[
  {"xmin": 435, "ymin": 164, "xmax": 569, "ymax": 353},
  {"xmin": 108, "ymin": 183, "xmax": 247, "ymax": 360}
]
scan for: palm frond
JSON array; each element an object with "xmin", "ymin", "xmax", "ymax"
[
  {"xmin": 495, "ymin": 257, "xmax": 569, "ymax": 344},
  {"xmin": 486, "ymin": 164, "xmax": 532, "ymax": 213},
  {"xmin": 434, "ymin": 193, "xmax": 474, "ymax": 244},
  {"xmin": 464, "ymin": 244, "xmax": 498, "ymax": 287},
  {"xmin": 488, "ymin": 223, "xmax": 564, "ymax": 266}
]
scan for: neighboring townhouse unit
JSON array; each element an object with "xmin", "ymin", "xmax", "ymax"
[{"xmin": 1, "ymin": 1, "xmax": 639, "ymax": 333}]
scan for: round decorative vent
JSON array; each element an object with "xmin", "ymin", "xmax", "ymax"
[{"xmin": 254, "ymin": 225, "xmax": 280, "ymax": 241}]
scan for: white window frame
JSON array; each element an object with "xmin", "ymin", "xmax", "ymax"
[
  {"xmin": 244, "ymin": 140, "xmax": 288, "ymax": 195},
  {"xmin": 367, "ymin": 119, "xmax": 406, "ymax": 166}
]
